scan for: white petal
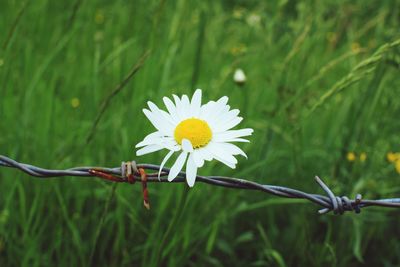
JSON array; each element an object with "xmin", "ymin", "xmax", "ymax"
[
  {"xmin": 206, "ymin": 142, "xmax": 238, "ymax": 168},
  {"xmin": 223, "ymin": 117, "xmax": 243, "ymax": 131},
  {"xmin": 173, "ymin": 94, "xmax": 184, "ymax": 120},
  {"xmin": 147, "ymin": 101, "xmax": 160, "ymax": 113},
  {"xmin": 168, "ymin": 151, "xmax": 188, "ymax": 181},
  {"xmin": 163, "ymin": 142, "xmax": 181, "ymax": 151},
  {"xmin": 216, "ymin": 96, "xmax": 229, "ymax": 107},
  {"xmin": 213, "ymin": 156, "xmax": 236, "ymax": 168},
  {"xmin": 199, "ymin": 101, "xmax": 218, "ymax": 119},
  {"xmin": 200, "ymin": 97, "xmax": 229, "ymax": 120},
  {"xmin": 163, "ymin": 96, "xmax": 179, "ymax": 120},
  {"xmin": 137, "ymin": 137, "xmax": 176, "ymax": 149},
  {"xmin": 136, "ymin": 144, "xmax": 163, "ymax": 156},
  {"xmin": 197, "ymin": 147, "xmax": 213, "ymax": 161},
  {"xmin": 216, "ymin": 142, "xmax": 247, "ymax": 158},
  {"xmin": 136, "ymin": 135, "xmax": 178, "ymax": 150},
  {"xmin": 220, "ymin": 138, "xmax": 250, "ymax": 143},
  {"xmin": 158, "ymin": 109, "xmax": 179, "ymax": 125},
  {"xmin": 190, "ymin": 89, "xmax": 202, "ymax": 117},
  {"xmin": 143, "ymin": 109, "xmax": 173, "ymax": 135},
  {"xmin": 136, "ymin": 137, "xmax": 163, "ymax": 148},
  {"xmin": 158, "ymin": 150, "xmax": 174, "ymax": 180},
  {"xmin": 213, "ymin": 116, "xmax": 243, "ymax": 133},
  {"xmin": 212, "ymin": 97, "xmax": 229, "ymax": 116},
  {"xmin": 210, "ymin": 147, "xmax": 238, "ymax": 164},
  {"xmin": 181, "ymin": 94, "xmax": 191, "ymax": 117},
  {"xmin": 207, "ymin": 103, "xmax": 230, "ymax": 125},
  {"xmin": 142, "ymin": 131, "xmax": 163, "ymax": 140},
  {"xmin": 181, "ymin": 139, "xmax": 193, "ymax": 152},
  {"xmin": 135, "ymin": 131, "xmax": 164, "ymax": 148},
  {"xmin": 215, "ymin": 109, "xmax": 240, "ymax": 124},
  {"xmin": 206, "ymin": 108, "xmax": 240, "ymax": 130},
  {"xmin": 186, "ymin": 153, "xmax": 197, "ymax": 187},
  {"xmin": 147, "ymin": 101, "xmax": 178, "ymax": 126},
  {"xmin": 192, "ymin": 150, "xmax": 205, "ymax": 167},
  {"xmin": 213, "ymin": 128, "xmax": 253, "ymax": 142}
]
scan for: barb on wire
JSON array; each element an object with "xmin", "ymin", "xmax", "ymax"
[{"xmin": 1, "ymin": 155, "xmax": 400, "ymax": 215}]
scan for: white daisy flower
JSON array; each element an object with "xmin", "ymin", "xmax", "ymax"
[{"xmin": 135, "ymin": 89, "xmax": 253, "ymax": 187}]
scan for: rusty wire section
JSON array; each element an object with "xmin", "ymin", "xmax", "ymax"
[{"xmin": 1, "ymin": 155, "xmax": 400, "ymax": 215}]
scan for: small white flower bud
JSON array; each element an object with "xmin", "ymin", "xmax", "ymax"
[{"xmin": 233, "ymin": 68, "xmax": 246, "ymax": 85}]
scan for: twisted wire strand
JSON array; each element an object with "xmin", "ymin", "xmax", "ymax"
[{"xmin": 1, "ymin": 155, "xmax": 400, "ymax": 215}]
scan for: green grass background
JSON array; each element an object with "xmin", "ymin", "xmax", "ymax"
[{"xmin": 1, "ymin": 0, "xmax": 400, "ymax": 266}]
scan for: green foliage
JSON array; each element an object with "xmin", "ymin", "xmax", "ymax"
[{"xmin": 0, "ymin": 0, "xmax": 399, "ymax": 266}]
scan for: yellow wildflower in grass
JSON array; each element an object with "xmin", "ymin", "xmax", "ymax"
[
  {"xmin": 71, "ymin": 98, "xmax": 80, "ymax": 108},
  {"xmin": 395, "ymin": 160, "xmax": 400, "ymax": 174},
  {"xmin": 0, "ymin": 58, "xmax": 4, "ymax": 67},
  {"xmin": 387, "ymin": 152, "xmax": 400, "ymax": 163},
  {"xmin": 359, "ymin": 152, "xmax": 367, "ymax": 162},
  {"xmin": 346, "ymin": 152, "xmax": 356, "ymax": 162}
]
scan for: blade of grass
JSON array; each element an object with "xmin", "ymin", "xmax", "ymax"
[
  {"xmin": 86, "ymin": 50, "xmax": 150, "ymax": 144},
  {"xmin": 306, "ymin": 38, "xmax": 400, "ymax": 117},
  {"xmin": 2, "ymin": 1, "xmax": 28, "ymax": 51}
]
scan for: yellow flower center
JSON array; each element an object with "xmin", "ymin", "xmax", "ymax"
[{"xmin": 174, "ymin": 118, "xmax": 212, "ymax": 148}]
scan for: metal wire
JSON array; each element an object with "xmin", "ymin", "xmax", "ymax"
[{"xmin": 1, "ymin": 155, "xmax": 399, "ymax": 215}]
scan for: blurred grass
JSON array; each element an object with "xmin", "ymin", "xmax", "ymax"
[{"xmin": 0, "ymin": 0, "xmax": 400, "ymax": 266}]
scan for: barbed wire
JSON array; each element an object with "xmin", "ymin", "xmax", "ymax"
[{"xmin": 1, "ymin": 155, "xmax": 399, "ymax": 215}]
